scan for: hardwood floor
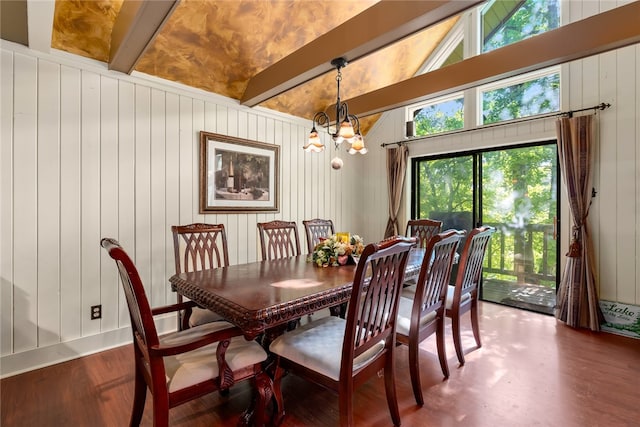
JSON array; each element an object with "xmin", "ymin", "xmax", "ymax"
[{"xmin": 2, "ymin": 302, "xmax": 639, "ymax": 427}]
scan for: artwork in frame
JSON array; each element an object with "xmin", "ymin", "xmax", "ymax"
[{"xmin": 199, "ymin": 131, "xmax": 279, "ymax": 213}]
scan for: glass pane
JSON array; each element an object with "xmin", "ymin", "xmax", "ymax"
[
  {"xmin": 482, "ymin": 0, "xmax": 560, "ymax": 53},
  {"xmin": 416, "ymin": 156, "xmax": 474, "ymax": 232},
  {"xmin": 413, "ymin": 97, "xmax": 464, "ymax": 136},
  {"xmin": 481, "ymin": 144, "xmax": 558, "ymax": 314},
  {"xmin": 481, "ymin": 72, "xmax": 560, "ymax": 124}
]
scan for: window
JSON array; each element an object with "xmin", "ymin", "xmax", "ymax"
[
  {"xmin": 411, "ymin": 94, "xmax": 464, "ymax": 137},
  {"xmin": 480, "ymin": 69, "xmax": 560, "ymax": 125},
  {"xmin": 481, "ymin": 0, "xmax": 560, "ymax": 53}
]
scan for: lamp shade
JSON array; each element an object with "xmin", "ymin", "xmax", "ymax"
[
  {"xmin": 303, "ymin": 129, "xmax": 324, "ymax": 152},
  {"xmin": 348, "ymin": 134, "xmax": 367, "ymax": 155}
]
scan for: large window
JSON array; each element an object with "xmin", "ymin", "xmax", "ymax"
[
  {"xmin": 411, "ymin": 94, "xmax": 464, "ymax": 137},
  {"xmin": 481, "ymin": 0, "xmax": 560, "ymax": 53},
  {"xmin": 480, "ymin": 69, "xmax": 560, "ymax": 125}
]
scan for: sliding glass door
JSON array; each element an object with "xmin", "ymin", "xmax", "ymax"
[{"xmin": 411, "ymin": 142, "xmax": 559, "ymax": 314}]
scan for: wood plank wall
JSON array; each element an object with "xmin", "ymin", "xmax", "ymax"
[
  {"xmin": 2, "ymin": 0, "xmax": 639, "ymax": 377},
  {"xmin": 0, "ymin": 42, "xmax": 359, "ymax": 376}
]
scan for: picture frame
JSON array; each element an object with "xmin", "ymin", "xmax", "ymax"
[{"xmin": 199, "ymin": 131, "xmax": 280, "ymax": 213}]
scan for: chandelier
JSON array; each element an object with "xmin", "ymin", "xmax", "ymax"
[{"xmin": 302, "ymin": 57, "xmax": 367, "ymax": 168}]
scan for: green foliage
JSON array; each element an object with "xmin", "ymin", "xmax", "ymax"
[
  {"xmin": 414, "ymin": 98, "xmax": 464, "ymax": 136},
  {"xmin": 483, "ymin": 0, "xmax": 560, "ymax": 53}
]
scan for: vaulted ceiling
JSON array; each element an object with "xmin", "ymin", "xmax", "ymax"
[{"xmin": 3, "ymin": 0, "xmax": 640, "ymax": 136}]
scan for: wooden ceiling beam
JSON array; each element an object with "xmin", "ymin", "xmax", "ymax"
[
  {"xmin": 241, "ymin": 0, "xmax": 483, "ymax": 107},
  {"xmin": 344, "ymin": 1, "xmax": 640, "ymax": 118},
  {"xmin": 109, "ymin": 0, "xmax": 180, "ymax": 74}
]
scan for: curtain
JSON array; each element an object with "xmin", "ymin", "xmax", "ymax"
[
  {"xmin": 555, "ymin": 115, "xmax": 604, "ymax": 331},
  {"xmin": 384, "ymin": 144, "xmax": 408, "ymax": 238}
]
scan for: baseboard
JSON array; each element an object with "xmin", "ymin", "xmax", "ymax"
[{"xmin": 0, "ymin": 316, "xmax": 176, "ymax": 378}]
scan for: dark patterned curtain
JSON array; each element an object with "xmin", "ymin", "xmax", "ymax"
[
  {"xmin": 384, "ymin": 145, "xmax": 408, "ymax": 238},
  {"xmin": 555, "ymin": 115, "xmax": 604, "ymax": 331}
]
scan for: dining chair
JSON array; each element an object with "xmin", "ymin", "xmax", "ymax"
[
  {"xmin": 269, "ymin": 236, "xmax": 416, "ymax": 427},
  {"xmin": 405, "ymin": 218, "xmax": 443, "ymax": 249},
  {"xmin": 302, "ymin": 218, "xmax": 335, "ymax": 253},
  {"xmin": 396, "ymin": 230, "xmax": 463, "ymax": 406},
  {"xmin": 100, "ymin": 238, "xmax": 270, "ymax": 427},
  {"xmin": 446, "ymin": 226, "xmax": 495, "ymax": 365},
  {"xmin": 172, "ymin": 223, "xmax": 229, "ymax": 330},
  {"xmin": 257, "ymin": 220, "xmax": 301, "ymax": 260}
]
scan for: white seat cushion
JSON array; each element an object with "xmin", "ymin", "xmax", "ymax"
[
  {"xmin": 396, "ymin": 296, "xmax": 437, "ymax": 336},
  {"xmin": 189, "ymin": 306, "xmax": 225, "ymax": 327},
  {"xmin": 269, "ymin": 316, "xmax": 385, "ymax": 381},
  {"xmin": 161, "ymin": 321, "xmax": 267, "ymax": 393},
  {"xmin": 446, "ymin": 285, "xmax": 471, "ymax": 310}
]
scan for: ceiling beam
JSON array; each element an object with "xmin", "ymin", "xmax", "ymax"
[
  {"xmin": 109, "ymin": 0, "xmax": 180, "ymax": 74},
  {"xmin": 27, "ymin": 0, "xmax": 55, "ymax": 53},
  {"xmin": 241, "ymin": 0, "xmax": 483, "ymax": 107},
  {"xmin": 344, "ymin": 1, "xmax": 640, "ymax": 118},
  {"xmin": 0, "ymin": 1, "xmax": 28, "ymax": 47}
]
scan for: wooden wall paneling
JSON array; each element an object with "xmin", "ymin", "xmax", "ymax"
[
  {"xmin": 13, "ymin": 53, "xmax": 38, "ymax": 352},
  {"xmin": 213, "ymin": 104, "xmax": 229, "ymax": 255},
  {"xmin": 99, "ymin": 75, "xmax": 119, "ymax": 331},
  {"xmin": 192, "ymin": 99, "xmax": 205, "ymax": 225},
  {"xmin": 597, "ymin": 51, "xmax": 618, "ymax": 301},
  {"xmin": 165, "ymin": 92, "xmax": 180, "ymax": 300},
  {"xmin": 236, "ymin": 110, "xmax": 249, "ymax": 265},
  {"xmin": 150, "ymin": 88, "xmax": 168, "ymax": 307},
  {"xmin": 201, "ymin": 101, "xmax": 219, "ymax": 238},
  {"xmin": 265, "ymin": 117, "xmax": 277, "ymax": 223},
  {"xmin": 281, "ymin": 120, "xmax": 291, "ymax": 225},
  {"xmin": 117, "ymin": 80, "xmax": 135, "ymax": 327},
  {"xmin": 226, "ymin": 107, "xmax": 239, "ymax": 265},
  {"xmin": 294, "ymin": 125, "xmax": 305, "ymax": 236},
  {"xmin": 178, "ymin": 96, "xmax": 194, "ymax": 230},
  {"xmin": 245, "ymin": 112, "xmax": 258, "ymax": 263},
  {"xmin": 134, "ymin": 85, "xmax": 152, "ymax": 302},
  {"xmin": 36, "ymin": 59, "xmax": 61, "ymax": 346},
  {"xmin": 615, "ymin": 45, "xmax": 637, "ymax": 304},
  {"xmin": 80, "ymin": 70, "xmax": 101, "ymax": 336},
  {"xmin": 1, "ymin": 49, "xmax": 14, "ymax": 356}
]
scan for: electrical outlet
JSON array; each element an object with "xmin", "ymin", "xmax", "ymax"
[{"xmin": 91, "ymin": 305, "xmax": 102, "ymax": 320}]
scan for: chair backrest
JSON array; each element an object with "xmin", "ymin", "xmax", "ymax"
[
  {"xmin": 302, "ymin": 218, "xmax": 335, "ymax": 253},
  {"xmin": 101, "ymin": 238, "xmax": 159, "ymax": 350},
  {"xmin": 341, "ymin": 236, "xmax": 415, "ymax": 378},
  {"xmin": 257, "ymin": 220, "xmax": 301, "ymax": 260},
  {"xmin": 405, "ymin": 219, "xmax": 443, "ymax": 249},
  {"xmin": 453, "ymin": 226, "xmax": 495, "ymax": 301},
  {"xmin": 171, "ymin": 223, "xmax": 229, "ymax": 274},
  {"xmin": 413, "ymin": 230, "xmax": 464, "ymax": 320}
]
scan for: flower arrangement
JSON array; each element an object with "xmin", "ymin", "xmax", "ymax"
[{"xmin": 309, "ymin": 234, "xmax": 365, "ymax": 267}]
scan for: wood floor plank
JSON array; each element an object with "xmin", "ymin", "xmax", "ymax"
[{"xmin": 2, "ymin": 302, "xmax": 639, "ymax": 426}]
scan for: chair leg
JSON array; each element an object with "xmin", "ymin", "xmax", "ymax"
[
  {"xmin": 408, "ymin": 341, "xmax": 424, "ymax": 406},
  {"xmin": 151, "ymin": 393, "xmax": 169, "ymax": 427},
  {"xmin": 470, "ymin": 302, "xmax": 482, "ymax": 349},
  {"xmin": 338, "ymin": 387, "xmax": 354, "ymax": 427},
  {"xmin": 129, "ymin": 368, "xmax": 147, "ymax": 427},
  {"xmin": 451, "ymin": 313, "xmax": 466, "ymax": 365},
  {"xmin": 436, "ymin": 318, "xmax": 450, "ymax": 379},
  {"xmin": 383, "ymin": 356, "xmax": 401, "ymax": 426}
]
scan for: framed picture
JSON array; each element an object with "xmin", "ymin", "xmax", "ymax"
[{"xmin": 199, "ymin": 131, "xmax": 280, "ymax": 213}]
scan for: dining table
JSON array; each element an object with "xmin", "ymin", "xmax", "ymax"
[{"xmin": 169, "ymin": 248, "xmax": 426, "ymax": 341}]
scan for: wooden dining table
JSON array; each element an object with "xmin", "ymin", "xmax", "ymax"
[{"xmin": 169, "ymin": 248, "xmax": 426, "ymax": 340}]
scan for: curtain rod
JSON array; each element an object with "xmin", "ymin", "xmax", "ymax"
[{"xmin": 381, "ymin": 102, "xmax": 611, "ymax": 148}]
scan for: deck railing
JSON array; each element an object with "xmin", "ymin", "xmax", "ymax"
[{"xmin": 482, "ymin": 222, "xmax": 556, "ymax": 286}]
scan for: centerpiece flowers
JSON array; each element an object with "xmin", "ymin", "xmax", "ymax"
[{"xmin": 309, "ymin": 234, "xmax": 365, "ymax": 267}]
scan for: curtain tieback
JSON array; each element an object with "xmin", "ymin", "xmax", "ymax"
[{"xmin": 566, "ymin": 225, "xmax": 582, "ymax": 257}]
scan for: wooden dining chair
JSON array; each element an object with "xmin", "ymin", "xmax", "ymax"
[
  {"xmin": 269, "ymin": 236, "xmax": 416, "ymax": 427},
  {"xmin": 302, "ymin": 218, "xmax": 335, "ymax": 253},
  {"xmin": 257, "ymin": 220, "xmax": 301, "ymax": 260},
  {"xmin": 446, "ymin": 226, "xmax": 495, "ymax": 365},
  {"xmin": 405, "ymin": 218, "xmax": 443, "ymax": 248},
  {"xmin": 172, "ymin": 223, "xmax": 229, "ymax": 330},
  {"xmin": 100, "ymin": 238, "xmax": 270, "ymax": 427},
  {"xmin": 396, "ymin": 230, "xmax": 463, "ymax": 406}
]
